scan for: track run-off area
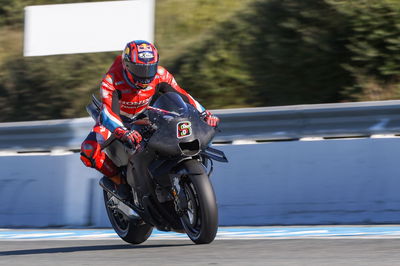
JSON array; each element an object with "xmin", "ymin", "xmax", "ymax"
[
  {"xmin": 2, "ymin": 225, "xmax": 400, "ymax": 240},
  {"xmin": 2, "ymin": 226, "xmax": 400, "ymax": 265}
]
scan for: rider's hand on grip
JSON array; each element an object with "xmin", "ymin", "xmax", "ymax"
[
  {"xmin": 114, "ymin": 127, "xmax": 142, "ymax": 147},
  {"xmin": 203, "ymin": 110, "xmax": 219, "ymax": 127}
]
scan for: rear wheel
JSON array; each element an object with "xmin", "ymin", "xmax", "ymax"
[
  {"xmin": 178, "ymin": 160, "xmax": 218, "ymax": 244},
  {"xmin": 103, "ymin": 190, "xmax": 153, "ymax": 244}
]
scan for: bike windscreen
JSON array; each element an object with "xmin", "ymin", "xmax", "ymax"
[{"xmin": 151, "ymin": 92, "xmax": 189, "ymax": 115}]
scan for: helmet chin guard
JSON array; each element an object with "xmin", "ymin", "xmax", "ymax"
[
  {"xmin": 122, "ymin": 40, "xmax": 159, "ymax": 88},
  {"xmin": 124, "ymin": 69, "xmax": 155, "ymax": 89}
]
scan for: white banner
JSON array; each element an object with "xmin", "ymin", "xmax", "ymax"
[{"xmin": 24, "ymin": 0, "xmax": 155, "ymax": 56}]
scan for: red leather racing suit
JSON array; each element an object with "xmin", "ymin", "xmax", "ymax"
[{"xmin": 80, "ymin": 55, "xmax": 205, "ymax": 177}]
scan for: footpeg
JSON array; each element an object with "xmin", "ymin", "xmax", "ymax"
[
  {"xmin": 99, "ymin": 176, "xmax": 117, "ymax": 195},
  {"xmin": 100, "ymin": 177, "xmax": 141, "ymax": 221}
]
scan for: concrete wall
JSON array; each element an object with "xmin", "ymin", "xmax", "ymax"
[
  {"xmin": 1, "ymin": 137, "xmax": 399, "ymax": 227},
  {"xmin": 0, "ymin": 153, "xmax": 98, "ymax": 227},
  {"xmin": 212, "ymin": 138, "xmax": 400, "ymax": 225}
]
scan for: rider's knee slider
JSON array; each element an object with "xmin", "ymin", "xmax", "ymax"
[{"xmin": 80, "ymin": 142, "xmax": 97, "ymax": 168}]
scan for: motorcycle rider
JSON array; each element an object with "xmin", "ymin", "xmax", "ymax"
[{"xmin": 80, "ymin": 40, "xmax": 219, "ymax": 198}]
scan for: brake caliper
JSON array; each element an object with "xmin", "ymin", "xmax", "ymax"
[{"xmin": 171, "ymin": 175, "xmax": 188, "ymax": 216}]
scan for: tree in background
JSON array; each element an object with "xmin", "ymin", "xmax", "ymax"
[
  {"xmin": 0, "ymin": 0, "xmax": 400, "ymax": 121},
  {"xmin": 170, "ymin": 0, "xmax": 353, "ymax": 107},
  {"xmin": 169, "ymin": 0, "xmax": 400, "ymax": 107},
  {"xmin": 338, "ymin": 0, "xmax": 400, "ymax": 101},
  {"xmin": 0, "ymin": 52, "xmax": 118, "ymax": 121}
]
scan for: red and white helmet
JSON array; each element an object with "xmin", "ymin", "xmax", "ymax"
[{"xmin": 122, "ymin": 40, "xmax": 159, "ymax": 88}]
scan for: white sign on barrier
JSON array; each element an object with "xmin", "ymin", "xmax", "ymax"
[{"xmin": 24, "ymin": 0, "xmax": 155, "ymax": 56}]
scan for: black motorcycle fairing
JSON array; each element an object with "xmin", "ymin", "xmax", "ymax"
[
  {"xmin": 126, "ymin": 149, "xmax": 155, "ymax": 196},
  {"xmin": 146, "ymin": 93, "xmax": 216, "ymax": 157},
  {"xmin": 103, "ymin": 139, "xmax": 133, "ymax": 167},
  {"xmin": 127, "ymin": 147, "xmax": 186, "ymax": 231},
  {"xmin": 94, "ymin": 92, "xmax": 228, "ymax": 239}
]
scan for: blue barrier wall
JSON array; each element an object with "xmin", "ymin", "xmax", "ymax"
[
  {"xmin": 1, "ymin": 137, "xmax": 399, "ymax": 227},
  {"xmin": 212, "ymin": 138, "xmax": 400, "ymax": 225},
  {"xmin": 0, "ymin": 153, "xmax": 95, "ymax": 227}
]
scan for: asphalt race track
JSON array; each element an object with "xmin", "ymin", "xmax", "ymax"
[{"xmin": 1, "ymin": 226, "xmax": 400, "ymax": 265}]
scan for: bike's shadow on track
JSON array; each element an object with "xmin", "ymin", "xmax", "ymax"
[{"xmin": 0, "ymin": 243, "xmax": 192, "ymax": 256}]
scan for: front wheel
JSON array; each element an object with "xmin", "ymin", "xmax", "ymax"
[
  {"xmin": 103, "ymin": 190, "xmax": 153, "ymax": 244},
  {"xmin": 178, "ymin": 160, "xmax": 218, "ymax": 244}
]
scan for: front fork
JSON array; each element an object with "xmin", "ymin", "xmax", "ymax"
[{"xmin": 170, "ymin": 174, "xmax": 189, "ymax": 216}]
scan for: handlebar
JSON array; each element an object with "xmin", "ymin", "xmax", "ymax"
[{"xmin": 100, "ymin": 121, "xmax": 157, "ymax": 151}]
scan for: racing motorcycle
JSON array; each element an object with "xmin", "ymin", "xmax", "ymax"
[{"xmin": 86, "ymin": 92, "xmax": 228, "ymax": 244}]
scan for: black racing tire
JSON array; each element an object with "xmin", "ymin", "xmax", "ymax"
[
  {"xmin": 103, "ymin": 190, "xmax": 153, "ymax": 244},
  {"xmin": 178, "ymin": 159, "xmax": 218, "ymax": 244}
]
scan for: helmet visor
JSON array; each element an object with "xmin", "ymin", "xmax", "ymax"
[{"xmin": 125, "ymin": 61, "xmax": 158, "ymax": 79}]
